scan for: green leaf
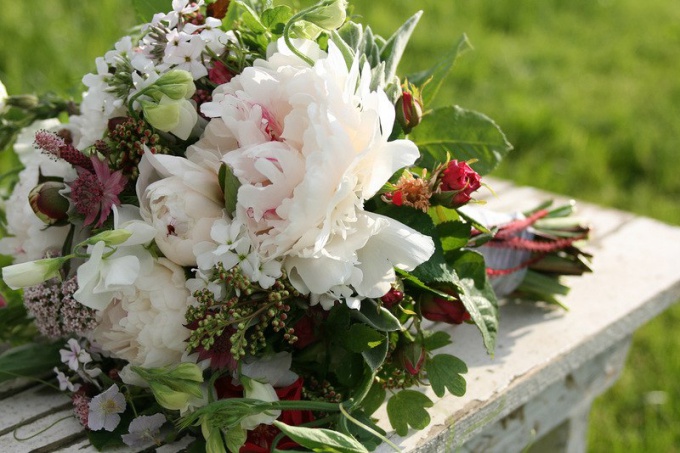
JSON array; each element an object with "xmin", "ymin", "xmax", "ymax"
[
  {"xmin": 273, "ymin": 421, "xmax": 369, "ymax": 453},
  {"xmin": 0, "ymin": 341, "xmax": 62, "ymax": 383},
  {"xmin": 360, "ymin": 382, "xmax": 387, "ymax": 416},
  {"xmin": 341, "ymin": 410, "xmax": 388, "ymax": 451},
  {"xmin": 386, "ymin": 390, "xmax": 433, "ymax": 436},
  {"xmin": 131, "ymin": 0, "xmax": 169, "ymax": 23},
  {"xmin": 350, "ymin": 298, "xmax": 403, "ymax": 332},
  {"xmin": 218, "ymin": 163, "xmax": 241, "ymax": 215},
  {"xmin": 344, "ymin": 325, "xmax": 385, "ymax": 353},
  {"xmin": 407, "ymin": 34, "xmax": 472, "ymax": 107},
  {"xmin": 380, "ymin": 11, "xmax": 423, "ymax": 83},
  {"xmin": 449, "ymin": 252, "xmax": 499, "ymax": 355},
  {"xmin": 261, "ymin": 5, "xmax": 292, "ymax": 34},
  {"xmin": 425, "ymin": 354, "xmax": 467, "ymax": 398},
  {"xmin": 361, "ymin": 332, "xmax": 389, "ymax": 371},
  {"xmin": 411, "ymin": 105, "xmax": 513, "ymax": 175},
  {"xmin": 436, "ymin": 221, "xmax": 472, "ymax": 253},
  {"xmin": 422, "ymin": 330, "xmax": 452, "ymax": 352},
  {"xmin": 332, "ymin": 349, "xmax": 364, "ymax": 388},
  {"xmin": 225, "ymin": 425, "xmax": 247, "ymax": 453},
  {"xmin": 235, "ymin": 1, "xmax": 267, "ymax": 33}
]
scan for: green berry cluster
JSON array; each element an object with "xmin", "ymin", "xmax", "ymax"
[
  {"xmin": 105, "ymin": 117, "xmax": 170, "ymax": 180},
  {"xmin": 185, "ymin": 264, "xmax": 308, "ymax": 365}
]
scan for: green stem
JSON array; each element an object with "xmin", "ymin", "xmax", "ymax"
[
  {"xmin": 339, "ymin": 404, "xmax": 401, "ymax": 452},
  {"xmin": 283, "ymin": 9, "xmax": 316, "ymax": 66},
  {"xmin": 13, "ymin": 415, "xmax": 74, "ymax": 441}
]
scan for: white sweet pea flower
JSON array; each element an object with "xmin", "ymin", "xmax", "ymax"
[
  {"xmin": 74, "ymin": 241, "xmax": 154, "ymax": 311},
  {"xmin": 2, "ymin": 256, "xmax": 68, "ymax": 290},
  {"xmin": 191, "ymin": 39, "xmax": 435, "ymax": 305},
  {"xmin": 240, "ymin": 377, "xmax": 280, "ymax": 430},
  {"xmin": 240, "ymin": 352, "xmax": 298, "ymax": 388}
]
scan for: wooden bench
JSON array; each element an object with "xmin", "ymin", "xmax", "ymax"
[{"xmin": 2, "ymin": 180, "xmax": 680, "ymax": 452}]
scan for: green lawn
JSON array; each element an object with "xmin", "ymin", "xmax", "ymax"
[{"xmin": 2, "ymin": 0, "xmax": 680, "ymax": 450}]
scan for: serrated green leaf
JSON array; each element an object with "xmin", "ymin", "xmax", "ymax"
[
  {"xmin": 445, "ymin": 250, "xmax": 498, "ymax": 354},
  {"xmin": 422, "ymin": 330, "xmax": 452, "ymax": 351},
  {"xmin": 425, "ymin": 354, "xmax": 467, "ymax": 398},
  {"xmin": 407, "ymin": 34, "xmax": 472, "ymax": 107},
  {"xmin": 344, "ymin": 324, "xmax": 385, "ymax": 353},
  {"xmin": 411, "ymin": 105, "xmax": 513, "ymax": 175},
  {"xmin": 436, "ymin": 221, "xmax": 472, "ymax": 253},
  {"xmin": 386, "ymin": 390, "xmax": 433, "ymax": 436},
  {"xmin": 350, "ymin": 298, "xmax": 402, "ymax": 332},
  {"xmin": 380, "ymin": 11, "xmax": 422, "ymax": 83},
  {"xmin": 0, "ymin": 341, "xmax": 62, "ymax": 383},
  {"xmin": 132, "ymin": 0, "xmax": 170, "ymax": 23},
  {"xmin": 235, "ymin": 1, "xmax": 267, "ymax": 33},
  {"xmin": 273, "ymin": 421, "xmax": 369, "ymax": 453}
]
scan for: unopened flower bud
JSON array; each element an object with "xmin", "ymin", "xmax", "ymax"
[
  {"xmin": 86, "ymin": 229, "xmax": 133, "ymax": 247},
  {"xmin": 149, "ymin": 382, "xmax": 191, "ymax": 411},
  {"xmin": 152, "ymin": 70, "xmax": 196, "ymax": 100},
  {"xmin": 142, "ymin": 96, "xmax": 198, "ymax": 140},
  {"xmin": 29, "ymin": 181, "xmax": 70, "ymax": 226},
  {"xmin": 398, "ymin": 341, "xmax": 426, "ymax": 375},
  {"xmin": 420, "ymin": 291, "xmax": 471, "ymax": 325},
  {"xmin": 302, "ymin": 0, "xmax": 347, "ymax": 30},
  {"xmin": 6, "ymin": 94, "xmax": 39, "ymax": 109},
  {"xmin": 434, "ymin": 160, "xmax": 482, "ymax": 208},
  {"xmin": 380, "ymin": 287, "xmax": 404, "ymax": 309},
  {"xmin": 396, "ymin": 88, "xmax": 423, "ymax": 134},
  {"xmin": 2, "ymin": 256, "xmax": 68, "ymax": 290}
]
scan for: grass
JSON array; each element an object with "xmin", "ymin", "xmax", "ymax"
[{"xmin": 2, "ymin": 0, "xmax": 680, "ymax": 450}]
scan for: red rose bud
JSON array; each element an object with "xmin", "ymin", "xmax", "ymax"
[
  {"xmin": 399, "ymin": 342, "xmax": 426, "ymax": 375},
  {"xmin": 420, "ymin": 293, "xmax": 471, "ymax": 324},
  {"xmin": 395, "ymin": 88, "xmax": 423, "ymax": 134},
  {"xmin": 28, "ymin": 181, "xmax": 70, "ymax": 226},
  {"xmin": 208, "ymin": 61, "xmax": 234, "ymax": 85},
  {"xmin": 380, "ymin": 287, "xmax": 404, "ymax": 309},
  {"xmin": 438, "ymin": 160, "xmax": 481, "ymax": 207}
]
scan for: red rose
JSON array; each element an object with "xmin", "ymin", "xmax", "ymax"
[
  {"xmin": 439, "ymin": 160, "xmax": 481, "ymax": 207},
  {"xmin": 420, "ymin": 294, "xmax": 471, "ymax": 324}
]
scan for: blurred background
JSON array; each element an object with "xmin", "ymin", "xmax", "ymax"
[{"xmin": 1, "ymin": 0, "xmax": 679, "ymax": 450}]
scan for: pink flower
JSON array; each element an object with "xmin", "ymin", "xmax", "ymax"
[
  {"xmin": 439, "ymin": 160, "xmax": 481, "ymax": 207},
  {"xmin": 208, "ymin": 61, "xmax": 234, "ymax": 85},
  {"xmin": 69, "ymin": 156, "xmax": 126, "ymax": 227}
]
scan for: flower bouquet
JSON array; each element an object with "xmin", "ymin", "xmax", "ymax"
[{"xmin": 0, "ymin": 0, "xmax": 592, "ymax": 451}]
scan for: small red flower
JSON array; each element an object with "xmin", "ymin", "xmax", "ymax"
[{"xmin": 439, "ymin": 160, "xmax": 481, "ymax": 207}]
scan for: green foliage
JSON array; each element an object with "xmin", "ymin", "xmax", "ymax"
[
  {"xmin": 132, "ymin": 0, "xmax": 169, "ymax": 23},
  {"xmin": 0, "ymin": 341, "xmax": 62, "ymax": 383},
  {"xmin": 273, "ymin": 421, "xmax": 369, "ymax": 453},
  {"xmin": 411, "ymin": 106, "xmax": 513, "ymax": 176},
  {"xmin": 386, "ymin": 390, "xmax": 433, "ymax": 436},
  {"xmin": 425, "ymin": 354, "xmax": 467, "ymax": 398}
]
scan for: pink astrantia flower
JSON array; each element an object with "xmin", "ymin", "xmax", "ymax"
[{"xmin": 70, "ymin": 156, "xmax": 126, "ymax": 227}]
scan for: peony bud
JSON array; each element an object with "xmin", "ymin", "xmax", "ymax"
[
  {"xmin": 152, "ymin": 70, "xmax": 196, "ymax": 100},
  {"xmin": 301, "ymin": 0, "xmax": 348, "ymax": 30},
  {"xmin": 2, "ymin": 256, "xmax": 68, "ymax": 290},
  {"xmin": 28, "ymin": 181, "xmax": 70, "ymax": 226},
  {"xmin": 142, "ymin": 96, "xmax": 198, "ymax": 140},
  {"xmin": 436, "ymin": 160, "xmax": 482, "ymax": 208},
  {"xmin": 395, "ymin": 88, "xmax": 423, "ymax": 134},
  {"xmin": 420, "ymin": 292, "xmax": 471, "ymax": 325}
]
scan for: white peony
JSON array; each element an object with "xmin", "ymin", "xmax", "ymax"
[
  {"xmin": 92, "ymin": 258, "xmax": 192, "ymax": 369},
  {"xmin": 190, "ymin": 39, "xmax": 435, "ymax": 304},
  {"xmin": 137, "ymin": 151, "xmax": 225, "ymax": 266}
]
